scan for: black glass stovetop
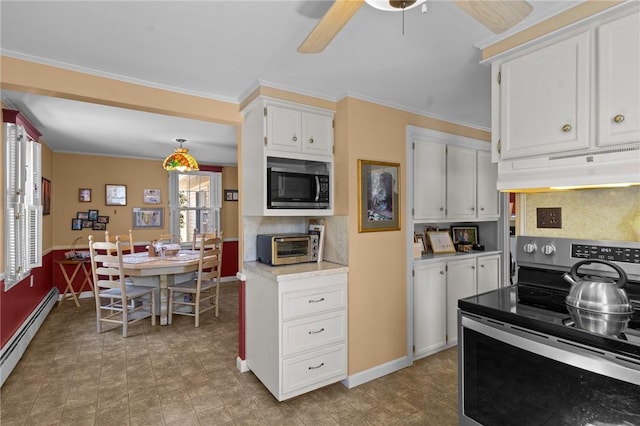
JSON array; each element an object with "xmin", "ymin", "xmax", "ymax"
[{"xmin": 459, "ymin": 267, "xmax": 640, "ymax": 361}]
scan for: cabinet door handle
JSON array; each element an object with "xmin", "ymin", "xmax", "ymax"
[
  {"xmin": 480, "ymin": 207, "xmax": 485, "ymax": 211},
  {"xmin": 561, "ymin": 124, "xmax": 572, "ymax": 133},
  {"xmin": 308, "ymin": 297, "xmax": 325, "ymax": 303},
  {"xmin": 292, "ymin": 135, "xmax": 298, "ymax": 142},
  {"xmin": 308, "ymin": 362, "xmax": 325, "ymax": 370},
  {"xmin": 480, "ymin": 264, "xmax": 485, "ymax": 268},
  {"xmin": 309, "ymin": 138, "xmax": 314, "ymax": 144},
  {"xmin": 471, "ymin": 207, "xmax": 475, "ymax": 211},
  {"xmin": 439, "ymin": 207, "xmax": 444, "ymax": 211},
  {"xmin": 613, "ymin": 114, "xmax": 625, "ymax": 124},
  {"xmin": 471, "ymin": 266, "xmax": 475, "ymax": 270},
  {"xmin": 308, "ymin": 328, "xmax": 325, "ymax": 335},
  {"xmin": 440, "ymin": 271, "xmax": 445, "ymax": 275}
]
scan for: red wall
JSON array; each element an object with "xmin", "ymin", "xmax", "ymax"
[{"xmin": 0, "ymin": 252, "xmax": 54, "ymax": 347}]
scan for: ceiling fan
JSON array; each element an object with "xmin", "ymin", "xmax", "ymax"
[{"xmin": 298, "ymin": 0, "xmax": 533, "ymax": 54}]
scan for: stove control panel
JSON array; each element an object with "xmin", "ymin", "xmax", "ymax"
[{"xmin": 572, "ymin": 244, "xmax": 640, "ymax": 264}]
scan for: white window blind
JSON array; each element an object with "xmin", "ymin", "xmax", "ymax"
[{"xmin": 4, "ymin": 122, "xmax": 43, "ymax": 290}]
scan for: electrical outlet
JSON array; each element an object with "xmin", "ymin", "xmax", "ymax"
[{"xmin": 537, "ymin": 207, "xmax": 562, "ymax": 228}]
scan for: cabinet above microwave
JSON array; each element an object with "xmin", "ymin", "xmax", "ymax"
[{"xmin": 241, "ymin": 97, "xmax": 335, "ymax": 216}]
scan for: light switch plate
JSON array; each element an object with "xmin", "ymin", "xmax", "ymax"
[{"xmin": 537, "ymin": 207, "xmax": 562, "ymax": 228}]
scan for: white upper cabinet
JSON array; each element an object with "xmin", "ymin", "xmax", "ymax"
[
  {"xmin": 499, "ymin": 31, "xmax": 591, "ymax": 160},
  {"xmin": 241, "ymin": 97, "xmax": 334, "ymax": 216},
  {"xmin": 476, "ymin": 151, "xmax": 499, "ymax": 218},
  {"xmin": 412, "ymin": 135, "xmax": 498, "ymax": 222},
  {"xmin": 266, "ymin": 104, "xmax": 333, "ymax": 158},
  {"xmin": 414, "ymin": 141, "xmax": 446, "ymax": 220},
  {"xmin": 446, "ymin": 145, "xmax": 476, "ymax": 220},
  {"xmin": 597, "ymin": 11, "xmax": 640, "ymax": 147}
]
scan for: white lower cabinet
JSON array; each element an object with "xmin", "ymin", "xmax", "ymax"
[
  {"xmin": 413, "ymin": 254, "xmax": 501, "ymax": 360},
  {"xmin": 246, "ymin": 266, "xmax": 347, "ymax": 401},
  {"xmin": 446, "ymin": 258, "xmax": 477, "ymax": 345},
  {"xmin": 477, "ymin": 254, "xmax": 501, "ymax": 294},
  {"xmin": 413, "ymin": 262, "xmax": 447, "ymax": 357}
]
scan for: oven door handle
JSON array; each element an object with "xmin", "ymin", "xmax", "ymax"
[{"xmin": 461, "ymin": 315, "xmax": 640, "ymax": 386}]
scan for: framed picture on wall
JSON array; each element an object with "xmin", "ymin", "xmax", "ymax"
[
  {"xmin": 357, "ymin": 159, "xmax": 400, "ymax": 232},
  {"xmin": 132, "ymin": 207, "xmax": 164, "ymax": 229},
  {"xmin": 143, "ymin": 188, "xmax": 161, "ymax": 204},
  {"xmin": 42, "ymin": 178, "xmax": 51, "ymax": 215},
  {"xmin": 79, "ymin": 188, "xmax": 91, "ymax": 202},
  {"xmin": 105, "ymin": 184, "xmax": 127, "ymax": 206},
  {"xmin": 71, "ymin": 218, "xmax": 82, "ymax": 230}
]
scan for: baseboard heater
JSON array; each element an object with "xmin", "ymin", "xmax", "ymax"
[{"xmin": 0, "ymin": 287, "xmax": 59, "ymax": 387}]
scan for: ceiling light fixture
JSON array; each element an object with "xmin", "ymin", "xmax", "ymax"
[
  {"xmin": 162, "ymin": 138, "xmax": 199, "ymax": 172},
  {"xmin": 364, "ymin": 0, "xmax": 427, "ymax": 35},
  {"xmin": 365, "ymin": 0, "xmax": 426, "ymax": 12}
]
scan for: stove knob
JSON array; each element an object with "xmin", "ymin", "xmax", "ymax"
[
  {"xmin": 523, "ymin": 243, "xmax": 537, "ymax": 254},
  {"xmin": 541, "ymin": 244, "xmax": 556, "ymax": 256}
]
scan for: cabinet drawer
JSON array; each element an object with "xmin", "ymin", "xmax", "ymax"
[
  {"xmin": 282, "ymin": 344, "xmax": 347, "ymax": 396},
  {"xmin": 282, "ymin": 311, "xmax": 346, "ymax": 357},
  {"xmin": 282, "ymin": 285, "xmax": 346, "ymax": 320}
]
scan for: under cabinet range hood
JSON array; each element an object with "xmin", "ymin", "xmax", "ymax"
[{"xmin": 497, "ymin": 145, "xmax": 640, "ymax": 192}]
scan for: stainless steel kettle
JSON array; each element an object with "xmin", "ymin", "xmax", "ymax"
[{"xmin": 563, "ymin": 259, "xmax": 633, "ymax": 314}]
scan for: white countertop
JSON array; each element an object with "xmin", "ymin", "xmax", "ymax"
[
  {"xmin": 244, "ymin": 260, "xmax": 348, "ymax": 282},
  {"xmin": 413, "ymin": 250, "xmax": 502, "ymax": 265}
]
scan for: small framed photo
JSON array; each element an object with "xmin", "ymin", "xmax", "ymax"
[
  {"xmin": 451, "ymin": 226, "xmax": 479, "ymax": 245},
  {"xmin": 143, "ymin": 188, "xmax": 161, "ymax": 204},
  {"xmin": 428, "ymin": 231, "xmax": 456, "ymax": 254},
  {"xmin": 77, "ymin": 211, "xmax": 89, "ymax": 220},
  {"xmin": 92, "ymin": 222, "xmax": 106, "ymax": 231},
  {"xmin": 88, "ymin": 209, "xmax": 99, "ymax": 221},
  {"xmin": 82, "ymin": 220, "xmax": 93, "ymax": 228},
  {"xmin": 71, "ymin": 218, "xmax": 82, "ymax": 230},
  {"xmin": 132, "ymin": 207, "xmax": 164, "ymax": 229},
  {"xmin": 105, "ymin": 184, "xmax": 127, "ymax": 206},
  {"xmin": 414, "ymin": 232, "xmax": 426, "ymax": 252},
  {"xmin": 97, "ymin": 216, "xmax": 109, "ymax": 224},
  {"xmin": 224, "ymin": 189, "xmax": 238, "ymax": 202},
  {"xmin": 79, "ymin": 188, "xmax": 91, "ymax": 202}
]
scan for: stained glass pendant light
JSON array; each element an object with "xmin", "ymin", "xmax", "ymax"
[{"xmin": 163, "ymin": 138, "xmax": 199, "ymax": 171}]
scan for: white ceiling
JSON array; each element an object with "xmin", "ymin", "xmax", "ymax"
[{"xmin": 0, "ymin": 0, "xmax": 580, "ymax": 166}]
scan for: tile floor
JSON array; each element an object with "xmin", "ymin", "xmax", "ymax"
[{"xmin": 0, "ymin": 281, "xmax": 458, "ymax": 425}]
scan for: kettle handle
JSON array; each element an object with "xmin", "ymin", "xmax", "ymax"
[{"xmin": 570, "ymin": 259, "xmax": 628, "ymax": 288}]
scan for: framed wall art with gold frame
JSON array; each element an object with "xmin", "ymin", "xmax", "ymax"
[{"xmin": 358, "ymin": 159, "xmax": 400, "ymax": 233}]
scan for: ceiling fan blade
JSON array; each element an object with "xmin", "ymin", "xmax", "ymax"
[
  {"xmin": 298, "ymin": 0, "xmax": 365, "ymax": 54},
  {"xmin": 455, "ymin": 0, "xmax": 533, "ymax": 34}
]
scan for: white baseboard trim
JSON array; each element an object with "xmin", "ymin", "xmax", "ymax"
[
  {"xmin": 236, "ymin": 356, "xmax": 249, "ymax": 373},
  {"xmin": 1, "ymin": 288, "xmax": 59, "ymax": 387},
  {"xmin": 341, "ymin": 355, "xmax": 412, "ymax": 389}
]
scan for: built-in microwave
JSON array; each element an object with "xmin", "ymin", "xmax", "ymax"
[{"xmin": 266, "ymin": 165, "xmax": 330, "ymax": 209}]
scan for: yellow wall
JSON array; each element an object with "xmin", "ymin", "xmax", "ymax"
[
  {"xmin": 1, "ymin": 55, "xmax": 493, "ymax": 377},
  {"xmin": 337, "ymin": 97, "xmax": 489, "ymax": 374},
  {"xmin": 524, "ymin": 187, "xmax": 640, "ymax": 241},
  {"xmin": 52, "ymin": 153, "xmax": 171, "ymax": 246},
  {"xmin": 221, "ymin": 166, "xmax": 239, "ymax": 239}
]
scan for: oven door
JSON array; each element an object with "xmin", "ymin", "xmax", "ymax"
[{"xmin": 459, "ymin": 313, "xmax": 640, "ymax": 426}]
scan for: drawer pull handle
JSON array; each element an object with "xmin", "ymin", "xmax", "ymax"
[
  {"xmin": 308, "ymin": 297, "xmax": 325, "ymax": 303},
  {"xmin": 613, "ymin": 114, "xmax": 625, "ymax": 124},
  {"xmin": 308, "ymin": 328, "xmax": 325, "ymax": 335},
  {"xmin": 561, "ymin": 124, "xmax": 572, "ymax": 133},
  {"xmin": 308, "ymin": 362, "xmax": 325, "ymax": 370}
]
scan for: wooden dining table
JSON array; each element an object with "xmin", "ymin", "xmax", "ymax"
[{"xmin": 121, "ymin": 250, "xmax": 201, "ymax": 325}]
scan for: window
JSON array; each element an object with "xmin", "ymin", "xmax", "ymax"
[
  {"xmin": 4, "ymin": 122, "xmax": 42, "ymax": 290},
  {"xmin": 168, "ymin": 171, "xmax": 221, "ymax": 245}
]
